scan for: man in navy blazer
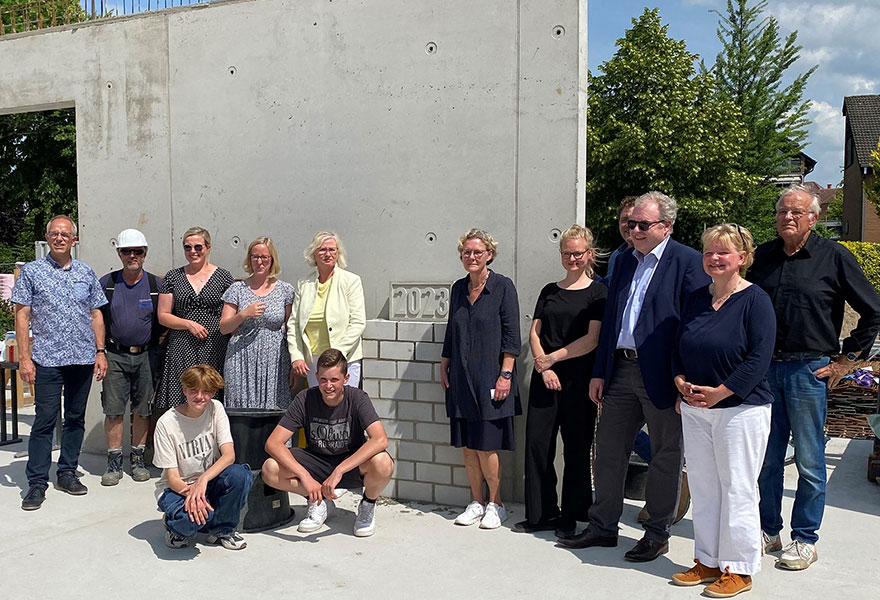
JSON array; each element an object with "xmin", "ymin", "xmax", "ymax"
[{"xmin": 558, "ymin": 191, "xmax": 709, "ymax": 562}]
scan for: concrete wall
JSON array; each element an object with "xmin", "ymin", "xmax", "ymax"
[{"xmin": 0, "ymin": 0, "xmax": 587, "ymax": 502}]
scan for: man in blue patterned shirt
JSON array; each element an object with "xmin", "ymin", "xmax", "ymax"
[{"xmin": 12, "ymin": 215, "xmax": 109, "ymax": 510}]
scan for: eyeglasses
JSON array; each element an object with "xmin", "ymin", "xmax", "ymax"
[
  {"xmin": 461, "ymin": 250, "xmax": 486, "ymax": 258},
  {"xmin": 561, "ymin": 251, "xmax": 587, "ymax": 260},
  {"xmin": 776, "ymin": 209, "xmax": 809, "ymax": 220},
  {"xmin": 119, "ymin": 248, "xmax": 145, "ymax": 256},
  {"xmin": 47, "ymin": 231, "xmax": 73, "ymax": 240},
  {"xmin": 183, "ymin": 244, "xmax": 205, "ymax": 252},
  {"xmin": 251, "ymin": 255, "xmax": 272, "ymax": 262},
  {"xmin": 317, "ymin": 248, "xmax": 338, "ymax": 255},
  {"xmin": 627, "ymin": 220, "xmax": 664, "ymax": 231}
]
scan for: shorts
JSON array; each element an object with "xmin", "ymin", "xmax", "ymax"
[
  {"xmin": 290, "ymin": 447, "xmax": 368, "ymax": 489},
  {"xmin": 101, "ymin": 348, "xmax": 158, "ymax": 418}
]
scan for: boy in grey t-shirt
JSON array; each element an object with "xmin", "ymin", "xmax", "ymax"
[
  {"xmin": 263, "ymin": 349, "xmax": 393, "ymax": 537},
  {"xmin": 153, "ymin": 365, "xmax": 252, "ymax": 550}
]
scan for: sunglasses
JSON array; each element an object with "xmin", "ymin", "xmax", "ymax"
[
  {"xmin": 627, "ymin": 220, "xmax": 665, "ymax": 232},
  {"xmin": 183, "ymin": 244, "xmax": 205, "ymax": 252},
  {"xmin": 119, "ymin": 248, "xmax": 145, "ymax": 256}
]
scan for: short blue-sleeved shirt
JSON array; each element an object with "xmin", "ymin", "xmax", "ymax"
[{"xmin": 11, "ymin": 255, "xmax": 108, "ymax": 366}]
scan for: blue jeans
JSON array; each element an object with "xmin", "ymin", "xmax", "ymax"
[
  {"xmin": 158, "ymin": 464, "xmax": 253, "ymax": 537},
  {"xmin": 758, "ymin": 357, "xmax": 829, "ymax": 544},
  {"xmin": 26, "ymin": 363, "xmax": 94, "ymax": 486}
]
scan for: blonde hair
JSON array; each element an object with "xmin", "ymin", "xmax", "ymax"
[
  {"xmin": 182, "ymin": 226, "xmax": 212, "ymax": 248},
  {"xmin": 304, "ymin": 231, "xmax": 348, "ymax": 269},
  {"xmin": 180, "ymin": 364, "xmax": 225, "ymax": 394},
  {"xmin": 457, "ymin": 229, "xmax": 498, "ymax": 265},
  {"xmin": 558, "ymin": 224, "xmax": 606, "ymax": 279},
  {"xmin": 701, "ymin": 223, "xmax": 755, "ymax": 276},
  {"xmin": 243, "ymin": 236, "xmax": 282, "ymax": 277}
]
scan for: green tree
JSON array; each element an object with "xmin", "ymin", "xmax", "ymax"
[
  {"xmin": 0, "ymin": 0, "xmax": 86, "ymax": 35},
  {"xmin": 865, "ymin": 139, "xmax": 880, "ymax": 218},
  {"xmin": 586, "ymin": 8, "xmax": 749, "ymax": 248},
  {"xmin": 709, "ymin": 0, "xmax": 817, "ymax": 242},
  {"xmin": 0, "ymin": 108, "xmax": 78, "ymax": 253}
]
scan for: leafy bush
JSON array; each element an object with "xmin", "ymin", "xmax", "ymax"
[
  {"xmin": 839, "ymin": 241, "xmax": 880, "ymax": 293},
  {"xmin": 0, "ymin": 298, "xmax": 13, "ymax": 335}
]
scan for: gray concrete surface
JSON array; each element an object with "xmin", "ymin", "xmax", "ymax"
[{"xmin": 3, "ymin": 407, "xmax": 879, "ymax": 599}]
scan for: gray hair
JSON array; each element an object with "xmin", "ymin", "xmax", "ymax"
[
  {"xmin": 635, "ymin": 191, "xmax": 678, "ymax": 225},
  {"xmin": 457, "ymin": 228, "xmax": 498, "ymax": 265},
  {"xmin": 46, "ymin": 215, "xmax": 78, "ymax": 236},
  {"xmin": 304, "ymin": 231, "xmax": 348, "ymax": 269},
  {"xmin": 777, "ymin": 184, "xmax": 821, "ymax": 215}
]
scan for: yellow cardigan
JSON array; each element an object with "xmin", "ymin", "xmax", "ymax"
[{"xmin": 286, "ymin": 267, "xmax": 366, "ymax": 364}]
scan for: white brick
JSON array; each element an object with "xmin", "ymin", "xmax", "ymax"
[
  {"xmin": 382, "ymin": 419, "xmax": 414, "ymax": 440},
  {"xmin": 396, "ymin": 321, "xmax": 434, "ymax": 341},
  {"xmin": 371, "ymin": 398, "xmax": 396, "ymax": 419},
  {"xmin": 362, "ymin": 339, "xmax": 379, "ymax": 359},
  {"xmin": 364, "ymin": 320, "xmax": 397, "ymax": 340},
  {"xmin": 362, "ymin": 378, "xmax": 380, "ymax": 398},
  {"xmin": 433, "ymin": 364, "xmax": 445, "ymax": 382},
  {"xmin": 397, "ymin": 441, "xmax": 433, "ymax": 462},
  {"xmin": 433, "ymin": 323, "xmax": 447, "ymax": 341},
  {"xmin": 415, "ymin": 341, "xmax": 444, "ymax": 362},
  {"xmin": 453, "ymin": 467, "xmax": 469, "ymax": 487},
  {"xmin": 380, "ymin": 380, "xmax": 414, "ymax": 400},
  {"xmin": 416, "ymin": 462, "xmax": 451, "ymax": 485},
  {"xmin": 363, "ymin": 359, "xmax": 396, "ymax": 379},
  {"xmin": 397, "ymin": 361, "xmax": 434, "ymax": 382},
  {"xmin": 396, "ymin": 401, "xmax": 433, "ymax": 422},
  {"xmin": 416, "ymin": 382, "xmax": 446, "ymax": 403},
  {"xmin": 416, "ymin": 422, "xmax": 449, "ymax": 444},
  {"xmin": 433, "ymin": 445, "xmax": 464, "ymax": 466},
  {"xmin": 394, "ymin": 460, "xmax": 414, "ymax": 480},
  {"xmin": 397, "ymin": 480, "xmax": 434, "ymax": 502},
  {"xmin": 433, "ymin": 405, "xmax": 449, "ymax": 423},
  {"xmin": 434, "ymin": 485, "xmax": 472, "ymax": 507},
  {"xmin": 380, "ymin": 341, "xmax": 415, "ymax": 360}
]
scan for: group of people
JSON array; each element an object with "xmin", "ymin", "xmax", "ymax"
[{"xmin": 10, "ymin": 184, "xmax": 879, "ymax": 596}]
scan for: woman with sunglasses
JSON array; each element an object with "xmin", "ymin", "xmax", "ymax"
[
  {"xmin": 287, "ymin": 231, "xmax": 366, "ymax": 388},
  {"xmin": 155, "ymin": 227, "xmax": 234, "ymax": 410},
  {"xmin": 671, "ymin": 224, "xmax": 775, "ymax": 598},
  {"xmin": 220, "ymin": 237, "xmax": 295, "ymax": 409},
  {"xmin": 513, "ymin": 224, "xmax": 606, "ymax": 537},
  {"xmin": 440, "ymin": 229, "xmax": 521, "ymax": 530}
]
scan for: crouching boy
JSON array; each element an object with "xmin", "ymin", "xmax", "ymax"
[
  {"xmin": 263, "ymin": 349, "xmax": 394, "ymax": 537},
  {"xmin": 154, "ymin": 364, "xmax": 252, "ymax": 550}
]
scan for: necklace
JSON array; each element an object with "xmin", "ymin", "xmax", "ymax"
[
  {"xmin": 711, "ymin": 278, "xmax": 743, "ymax": 307},
  {"xmin": 469, "ymin": 272, "xmax": 489, "ymax": 291}
]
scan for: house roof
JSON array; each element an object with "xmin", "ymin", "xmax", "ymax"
[
  {"xmin": 804, "ymin": 181, "xmax": 838, "ymax": 213},
  {"xmin": 843, "ymin": 95, "xmax": 880, "ymax": 168}
]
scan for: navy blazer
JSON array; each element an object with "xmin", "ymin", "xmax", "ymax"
[{"xmin": 592, "ymin": 238, "xmax": 710, "ymax": 410}]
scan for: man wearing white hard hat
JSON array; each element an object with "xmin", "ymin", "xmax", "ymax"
[{"xmin": 98, "ymin": 229, "xmax": 164, "ymax": 486}]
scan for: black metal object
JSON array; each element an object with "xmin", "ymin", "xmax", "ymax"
[
  {"xmin": 227, "ymin": 408, "xmax": 295, "ymax": 533},
  {"xmin": 624, "ymin": 455, "xmax": 649, "ymax": 501},
  {"xmin": 1, "ymin": 361, "xmax": 23, "ymax": 447}
]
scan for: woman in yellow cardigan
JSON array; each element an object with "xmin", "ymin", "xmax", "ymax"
[{"xmin": 287, "ymin": 232, "xmax": 366, "ymax": 387}]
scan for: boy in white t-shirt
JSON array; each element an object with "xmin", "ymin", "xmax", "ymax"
[{"xmin": 153, "ymin": 364, "xmax": 252, "ymax": 550}]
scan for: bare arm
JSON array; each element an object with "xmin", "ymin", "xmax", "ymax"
[
  {"xmin": 529, "ymin": 318, "xmax": 546, "ymax": 367},
  {"xmin": 158, "ymin": 292, "xmax": 208, "ymax": 339},
  {"xmin": 90, "ymin": 308, "xmax": 108, "ymax": 381},
  {"xmin": 264, "ymin": 424, "xmax": 321, "ymax": 497},
  {"xmin": 535, "ymin": 320, "xmax": 601, "ymax": 372},
  {"xmin": 182, "ymin": 442, "xmax": 236, "ymax": 525},
  {"xmin": 14, "ymin": 303, "xmax": 34, "ymax": 384},
  {"xmin": 322, "ymin": 421, "xmax": 389, "ymax": 499}
]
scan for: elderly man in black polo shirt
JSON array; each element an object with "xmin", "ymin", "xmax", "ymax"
[{"xmin": 749, "ymin": 184, "xmax": 880, "ymax": 570}]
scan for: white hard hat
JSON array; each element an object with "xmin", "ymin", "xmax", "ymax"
[{"xmin": 116, "ymin": 229, "xmax": 149, "ymax": 248}]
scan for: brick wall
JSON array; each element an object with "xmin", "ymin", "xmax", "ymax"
[{"xmin": 363, "ymin": 319, "xmax": 517, "ymax": 506}]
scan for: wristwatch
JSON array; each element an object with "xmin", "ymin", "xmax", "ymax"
[
  {"xmin": 96, "ymin": 349, "xmax": 106, "ymax": 354},
  {"xmin": 500, "ymin": 370, "xmax": 513, "ymax": 380},
  {"xmin": 845, "ymin": 352, "xmax": 858, "ymax": 362}
]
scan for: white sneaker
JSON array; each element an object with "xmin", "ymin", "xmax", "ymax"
[
  {"xmin": 298, "ymin": 499, "xmax": 334, "ymax": 533},
  {"xmin": 763, "ymin": 531, "xmax": 782, "ymax": 554},
  {"xmin": 354, "ymin": 499, "xmax": 376, "ymax": 537},
  {"xmin": 779, "ymin": 540, "xmax": 817, "ymax": 570},
  {"xmin": 454, "ymin": 501, "xmax": 485, "ymax": 526},
  {"xmin": 207, "ymin": 532, "xmax": 247, "ymax": 550},
  {"xmin": 479, "ymin": 502, "xmax": 507, "ymax": 529}
]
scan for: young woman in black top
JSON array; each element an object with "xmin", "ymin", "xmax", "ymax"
[{"xmin": 513, "ymin": 225, "xmax": 606, "ymax": 537}]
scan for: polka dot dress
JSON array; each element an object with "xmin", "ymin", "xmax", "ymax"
[{"xmin": 155, "ymin": 266, "xmax": 234, "ymax": 410}]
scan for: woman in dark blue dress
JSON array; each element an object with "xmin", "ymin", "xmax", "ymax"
[{"xmin": 440, "ymin": 229, "xmax": 521, "ymax": 530}]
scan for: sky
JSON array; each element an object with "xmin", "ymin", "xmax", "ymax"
[{"xmin": 589, "ymin": 0, "xmax": 880, "ymax": 188}]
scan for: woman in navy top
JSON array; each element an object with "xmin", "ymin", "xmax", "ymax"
[
  {"xmin": 513, "ymin": 224, "xmax": 606, "ymax": 537},
  {"xmin": 441, "ymin": 229, "xmax": 521, "ymax": 530},
  {"xmin": 671, "ymin": 224, "xmax": 775, "ymax": 596}
]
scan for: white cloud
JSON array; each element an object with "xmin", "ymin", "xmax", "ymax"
[
  {"xmin": 809, "ymin": 100, "xmax": 843, "ymax": 144},
  {"xmin": 843, "ymin": 75, "xmax": 877, "ymax": 94}
]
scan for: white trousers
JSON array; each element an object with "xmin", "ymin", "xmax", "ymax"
[
  {"xmin": 681, "ymin": 402, "xmax": 771, "ymax": 575},
  {"xmin": 306, "ymin": 358, "xmax": 362, "ymax": 389}
]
